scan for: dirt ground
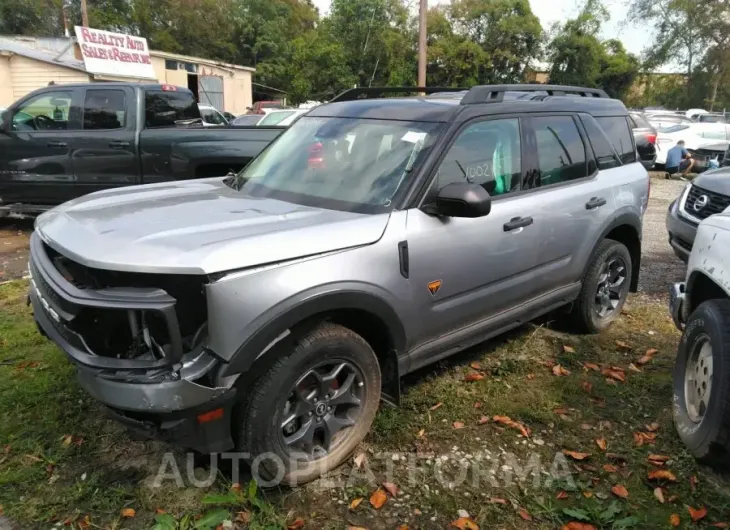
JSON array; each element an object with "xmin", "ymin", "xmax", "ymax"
[{"xmin": 0, "ymin": 175, "xmax": 688, "ymax": 289}]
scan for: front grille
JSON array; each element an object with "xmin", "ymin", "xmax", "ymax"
[
  {"xmin": 683, "ymin": 185, "xmax": 730, "ymax": 221},
  {"xmin": 691, "ymin": 148, "xmax": 726, "ymax": 165}
]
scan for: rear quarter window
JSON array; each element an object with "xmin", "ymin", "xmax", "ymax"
[
  {"xmin": 144, "ymin": 89, "xmax": 201, "ymax": 128},
  {"xmin": 579, "ymin": 115, "xmax": 621, "ymax": 170},
  {"xmin": 596, "ymin": 116, "xmax": 636, "ymax": 164}
]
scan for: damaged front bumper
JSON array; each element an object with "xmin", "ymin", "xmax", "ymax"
[{"xmin": 28, "ymin": 232, "xmax": 236, "ymax": 453}]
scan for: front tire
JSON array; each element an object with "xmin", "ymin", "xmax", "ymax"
[
  {"xmin": 233, "ymin": 323, "xmax": 381, "ymax": 486},
  {"xmin": 571, "ymin": 239, "xmax": 632, "ymax": 333},
  {"xmin": 673, "ymin": 299, "xmax": 730, "ymax": 467}
]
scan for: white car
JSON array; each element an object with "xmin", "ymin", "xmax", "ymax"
[
  {"xmin": 645, "ymin": 112, "xmax": 694, "ymax": 130},
  {"xmin": 655, "ymin": 123, "xmax": 730, "ymax": 165},
  {"xmin": 198, "ymin": 105, "xmax": 229, "ymax": 127},
  {"xmin": 256, "ymin": 109, "xmax": 308, "ymax": 127}
]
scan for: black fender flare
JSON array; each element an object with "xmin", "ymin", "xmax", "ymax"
[
  {"xmin": 220, "ymin": 289, "xmax": 407, "ymax": 378},
  {"xmin": 583, "ymin": 212, "xmax": 643, "ymax": 292}
]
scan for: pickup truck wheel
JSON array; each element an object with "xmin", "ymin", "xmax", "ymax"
[
  {"xmin": 571, "ymin": 239, "xmax": 632, "ymax": 333},
  {"xmin": 673, "ymin": 299, "xmax": 730, "ymax": 467},
  {"xmin": 233, "ymin": 322, "xmax": 381, "ymax": 486}
]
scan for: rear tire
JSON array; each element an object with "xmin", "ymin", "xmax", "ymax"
[
  {"xmin": 673, "ymin": 299, "xmax": 730, "ymax": 467},
  {"xmin": 233, "ymin": 322, "xmax": 381, "ymax": 486},
  {"xmin": 571, "ymin": 239, "xmax": 632, "ymax": 333}
]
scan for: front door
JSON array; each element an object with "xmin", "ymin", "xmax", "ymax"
[
  {"xmin": 72, "ymin": 87, "xmax": 139, "ymax": 197},
  {"xmin": 405, "ymin": 117, "xmax": 540, "ymax": 359},
  {"xmin": 0, "ymin": 89, "xmax": 79, "ymax": 205}
]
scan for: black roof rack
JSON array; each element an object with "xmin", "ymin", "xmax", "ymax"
[
  {"xmin": 460, "ymin": 84, "xmax": 609, "ymax": 105},
  {"xmin": 330, "ymin": 86, "xmax": 468, "ymax": 103}
]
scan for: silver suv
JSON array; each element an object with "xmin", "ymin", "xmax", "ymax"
[{"xmin": 29, "ymin": 85, "xmax": 649, "ymax": 485}]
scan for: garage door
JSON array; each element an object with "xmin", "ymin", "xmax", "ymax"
[{"xmin": 199, "ymin": 75, "xmax": 224, "ymax": 111}]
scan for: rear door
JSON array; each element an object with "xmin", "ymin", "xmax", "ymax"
[
  {"xmin": 72, "ymin": 86, "xmax": 139, "ymax": 197},
  {"xmin": 0, "ymin": 88, "xmax": 81, "ymax": 205},
  {"xmin": 523, "ymin": 114, "xmax": 617, "ymax": 295}
]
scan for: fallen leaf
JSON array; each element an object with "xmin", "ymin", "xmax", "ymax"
[
  {"xmin": 582, "ymin": 491, "xmax": 593, "ymax": 498},
  {"xmin": 689, "ymin": 506, "xmax": 707, "ymax": 522},
  {"xmin": 473, "ymin": 401, "xmax": 482, "ymax": 408},
  {"xmin": 562, "ymin": 524, "xmax": 597, "ymax": 530},
  {"xmin": 645, "ymin": 422, "xmax": 660, "ymax": 432},
  {"xmin": 490, "ymin": 498, "xmax": 508, "ymax": 505},
  {"xmin": 414, "ymin": 509, "xmax": 422, "ymax": 515},
  {"xmin": 596, "ymin": 438, "xmax": 607, "ymax": 451},
  {"xmin": 646, "ymin": 348, "xmax": 658, "ymax": 356},
  {"xmin": 611, "ymin": 484, "xmax": 629, "ymax": 499},
  {"xmin": 370, "ymin": 488, "xmax": 387, "ymax": 509},
  {"xmin": 469, "ymin": 362, "xmax": 483, "ymax": 371},
  {"xmin": 347, "ymin": 527, "xmax": 367, "ymax": 530},
  {"xmin": 288, "ymin": 518, "xmax": 305, "ymax": 530},
  {"xmin": 477, "ymin": 416, "xmax": 489, "ymax": 425},
  {"xmin": 554, "ymin": 407, "xmax": 570, "ymax": 415},
  {"xmin": 397, "ymin": 525, "xmax": 409, "ymax": 530},
  {"xmin": 710, "ymin": 523, "xmax": 730, "ymax": 528},
  {"xmin": 417, "ymin": 428, "xmax": 425, "ymax": 437},
  {"xmin": 647, "ymin": 454, "xmax": 670, "ymax": 462},
  {"xmin": 526, "ymin": 373, "xmax": 536, "ymax": 380},
  {"xmin": 121, "ymin": 508, "xmax": 136, "ymax": 518},
  {"xmin": 648, "ymin": 469, "xmax": 677, "ymax": 482},
  {"xmin": 670, "ymin": 514, "xmax": 680, "ymax": 527},
  {"xmin": 667, "ymin": 495, "xmax": 679, "ymax": 503},
  {"xmin": 236, "ymin": 512, "xmax": 251, "ymax": 524},
  {"xmin": 429, "ymin": 402, "xmax": 443, "ymax": 411},
  {"xmin": 353, "ymin": 453, "xmax": 366, "ymax": 468},
  {"xmin": 556, "ymin": 491, "xmax": 569, "ymax": 499},
  {"xmin": 553, "ymin": 364, "xmax": 570, "ymax": 376},
  {"xmin": 581, "ymin": 381, "xmax": 593, "ymax": 393},
  {"xmin": 382, "ymin": 482, "xmax": 398, "ymax": 497},
  {"xmin": 581, "ymin": 423, "xmax": 593, "ymax": 430},
  {"xmin": 605, "ymin": 378, "xmax": 617, "ymax": 385},
  {"xmin": 603, "ymin": 464, "xmax": 618, "ymax": 473},
  {"xmin": 492, "ymin": 415, "xmax": 530, "ymax": 437},
  {"xmin": 464, "ymin": 372, "xmax": 484, "ymax": 382},
  {"xmin": 450, "ymin": 517, "xmax": 479, "ymax": 530},
  {"xmin": 583, "ymin": 362, "xmax": 600, "ymax": 371},
  {"xmin": 349, "ymin": 497, "xmax": 363, "ymax": 510},
  {"xmin": 653, "ymin": 487, "xmax": 665, "ymax": 504},
  {"xmin": 155, "ymin": 509, "xmax": 167, "ymax": 515},
  {"xmin": 562, "ymin": 449, "xmax": 590, "ymax": 460},
  {"xmin": 628, "ymin": 363, "xmax": 641, "ymax": 373},
  {"xmin": 453, "ymin": 421, "xmax": 465, "ymax": 429},
  {"xmin": 615, "ymin": 340, "xmax": 632, "ymax": 350},
  {"xmin": 563, "ymin": 345, "xmax": 576, "ymax": 353},
  {"xmin": 634, "ymin": 432, "xmax": 657, "ymax": 446},
  {"xmin": 601, "ymin": 367, "xmax": 625, "ymax": 382},
  {"xmin": 690, "ymin": 474, "xmax": 698, "ymax": 492},
  {"xmin": 637, "ymin": 348, "xmax": 658, "ymax": 365},
  {"xmin": 518, "ymin": 509, "xmax": 532, "ymax": 521},
  {"xmin": 61, "ymin": 435, "xmax": 73, "ymax": 447}
]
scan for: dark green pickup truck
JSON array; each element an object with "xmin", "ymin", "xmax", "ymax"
[{"xmin": 0, "ymin": 83, "xmax": 284, "ymax": 213}]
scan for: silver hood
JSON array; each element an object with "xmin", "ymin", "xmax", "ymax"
[{"xmin": 35, "ymin": 178, "xmax": 390, "ymax": 274}]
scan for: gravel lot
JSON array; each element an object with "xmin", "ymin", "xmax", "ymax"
[{"xmin": 0, "ymin": 177, "xmax": 688, "ymax": 290}]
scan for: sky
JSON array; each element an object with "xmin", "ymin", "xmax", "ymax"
[{"xmin": 311, "ymin": 0, "xmax": 655, "ymax": 65}]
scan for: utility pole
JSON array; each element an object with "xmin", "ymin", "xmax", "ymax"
[
  {"xmin": 80, "ymin": 0, "xmax": 89, "ymax": 27},
  {"xmin": 418, "ymin": 0, "xmax": 427, "ymax": 88}
]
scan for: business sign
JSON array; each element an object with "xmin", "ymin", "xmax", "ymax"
[{"xmin": 74, "ymin": 26, "xmax": 157, "ymax": 79}]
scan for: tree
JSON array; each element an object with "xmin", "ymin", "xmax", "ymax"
[
  {"xmin": 449, "ymin": 0, "xmax": 543, "ymax": 83},
  {"xmin": 426, "ymin": 7, "xmax": 486, "ymax": 87},
  {"xmin": 548, "ymin": 0, "xmax": 639, "ymax": 99},
  {"xmin": 0, "ymin": 0, "xmax": 65, "ymax": 36}
]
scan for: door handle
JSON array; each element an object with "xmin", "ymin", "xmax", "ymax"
[
  {"xmin": 109, "ymin": 141, "xmax": 130, "ymax": 149},
  {"xmin": 47, "ymin": 141, "xmax": 67, "ymax": 148},
  {"xmin": 586, "ymin": 197, "xmax": 607, "ymax": 210},
  {"xmin": 503, "ymin": 216, "xmax": 534, "ymax": 232}
]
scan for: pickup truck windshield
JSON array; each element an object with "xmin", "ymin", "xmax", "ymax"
[{"xmin": 230, "ymin": 116, "xmax": 442, "ymax": 213}]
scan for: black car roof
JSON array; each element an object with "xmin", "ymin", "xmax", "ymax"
[
  {"xmin": 35, "ymin": 82, "xmax": 193, "ymax": 92},
  {"xmin": 308, "ymin": 85, "xmax": 628, "ymax": 123}
]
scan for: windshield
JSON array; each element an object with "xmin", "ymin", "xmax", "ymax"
[
  {"xmin": 658, "ymin": 124, "xmax": 689, "ymax": 133},
  {"xmin": 228, "ymin": 116, "xmax": 442, "ymax": 213},
  {"xmin": 259, "ymin": 111, "xmax": 296, "ymax": 126}
]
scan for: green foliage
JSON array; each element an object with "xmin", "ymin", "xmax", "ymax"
[{"xmin": 548, "ymin": 0, "xmax": 639, "ymax": 99}]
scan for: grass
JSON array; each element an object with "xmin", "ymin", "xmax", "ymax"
[{"xmin": 2, "ymin": 279, "xmax": 730, "ymax": 529}]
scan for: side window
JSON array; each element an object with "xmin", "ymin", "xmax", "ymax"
[
  {"xmin": 12, "ymin": 91, "xmax": 74, "ymax": 132},
  {"xmin": 533, "ymin": 116, "xmax": 588, "ymax": 186},
  {"xmin": 83, "ymin": 89, "xmax": 126, "ymax": 130},
  {"xmin": 435, "ymin": 118, "xmax": 521, "ymax": 196},
  {"xmin": 144, "ymin": 90, "xmax": 201, "ymax": 128},
  {"xmin": 579, "ymin": 115, "xmax": 621, "ymax": 170},
  {"xmin": 201, "ymin": 109, "xmax": 226, "ymax": 125},
  {"xmin": 595, "ymin": 116, "xmax": 636, "ymax": 164}
]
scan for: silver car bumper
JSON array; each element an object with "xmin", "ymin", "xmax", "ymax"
[{"xmin": 670, "ymin": 282, "xmax": 686, "ymax": 330}]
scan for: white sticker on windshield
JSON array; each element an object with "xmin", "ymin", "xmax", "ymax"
[{"xmin": 401, "ymin": 131, "xmax": 427, "ymax": 144}]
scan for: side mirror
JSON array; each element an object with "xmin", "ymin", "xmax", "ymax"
[
  {"xmin": 424, "ymin": 182, "xmax": 492, "ymax": 218},
  {"xmin": 0, "ymin": 110, "xmax": 8, "ymax": 132}
]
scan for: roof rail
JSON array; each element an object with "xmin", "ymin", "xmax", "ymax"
[
  {"xmin": 460, "ymin": 84, "xmax": 609, "ymax": 105},
  {"xmin": 330, "ymin": 86, "xmax": 468, "ymax": 103}
]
